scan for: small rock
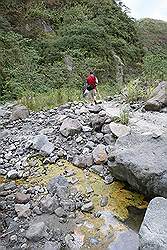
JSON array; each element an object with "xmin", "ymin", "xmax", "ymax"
[
  {"xmin": 60, "ymin": 118, "xmax": 82, "ymax": 137},
  {"xmin": 81, "ymin": 202, "xmax": 94, "ymax": 212},
  {"xmin": 21, "ymin": 243, "xmax": 28, "ymax": 249},
  {"xmin": 57, "ymin": 149, "xmax": 66, "ymax": 157},
  {"xmin": 15, "ymin": 204, "xmax": 31, "ymax": 218},
  {"xmin": 15, "ymin": 192, "xmax": 30, "ymax": 204},
  {"xmin": 76, "ymin": 136, "xmax": 83, "ymax": 143},
  {"xmin": 44, "ymin": 241, "xmax": 61, "ymax": 250},
  {"xmin": 104, "ymin": 175, "xmax": 114, "ymax": 184},
  {"xmin": 100, "ymin": 196, "xmax": 108, "ymax": 207},
  {"xmin": 90, "ymin": 165, "xmax": 104, "ymax": 176},
  {"xmin": 88, "ymin": 105, "xmax": 102, "ymax": 113},
  {"xmin": 7, "ymin": 170, "xmax": 19, "ymax": 180},
  {"xmin": 64, "ymin": 170, "xmax": 75, "ymax": 177},
  {"xmin": 31, "ymin": 134, "xmax": 48, "ymax": 150},
  {"xmin": 54, "ymin": 207, "xmax": 67, "ymax": 218},
  {"xmin": 104, "ymin": 134, "xmax": 115, "ymax": 145},
  {"xmin": 109, "ymin": 122, "xmax": 131, "ymax": 138},
  {"xmin": 10, "ymin": 235, "xmax": 17, "ymax": 242},
  {"xmin": 85, "ymin": 141, "xmax": 95, "ymax": 149},
  {"xmin": 89, "ymin": 237, "xmax": 100, "ymax": 245},
  {"xmin": 0, "ymin": 169, "xmax": 7, "ymax": 175},
  {"xmin": 47, "ymin": 175, "xmax": 70, "ymax": 199},
  {"xmin": 86, "ymin": 186, "xmax": 94, "ymax": 194},
  {"xmin": 82, "ymin": 126, "xmax": 93, "ymax": 132},
  {"xmin": 72, "ymin": 154, "xmax": 93, "ymax": 168},
  {"xmin": 33, "ymin": 206, "xmax": 42, "ymax": 215},
  {"xmin": 69, "ymin": 177, "xmax": 79, "ymax": 185},
  {"xmin": 40, "ymin": 194, "xmax": 59, "ymax": 214},
  {"xmin": 40, "ymin": 142, "xmax": 55, "ymax": 156},
  {"xmin": 93, "ymin": 144, "xmax": 108, "ymax": 164}
]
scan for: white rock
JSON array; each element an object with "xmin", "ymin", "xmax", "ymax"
[{"xmin": 109, "ymin": 122, "xmax": 130, "ymax": 138}]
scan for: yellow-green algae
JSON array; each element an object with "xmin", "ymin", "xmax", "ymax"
[
  {"xmin": 0, "ymin": 175, "xmax": 6, "ymax": 184},
  {"xmin": 14, "ymin": 159, "xmax": 148, "ymax": 221}
]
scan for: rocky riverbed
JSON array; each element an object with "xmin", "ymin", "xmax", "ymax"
[{"xmin": 0, "ymin": 95, "xmax": 167, "ymax": 249}]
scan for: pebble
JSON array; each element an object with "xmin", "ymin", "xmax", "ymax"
[
  {"xmin": 10, "ymin": 235, "xmax": 17, "ymax": 242},
  {"xmin": 100, "ymin": 196, "xmax": 108, "ymax": 207},
  {"xmin": 81, "ymin": 202, "xmax": 94, "ymax": 212}
]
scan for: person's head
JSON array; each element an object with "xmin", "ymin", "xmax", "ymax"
[{"xmin": 90, "ymin": 71, "xmax": 94, "ymax": 75}]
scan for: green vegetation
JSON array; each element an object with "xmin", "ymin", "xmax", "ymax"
[
  {"xmin": 0, "ymin": 0, "xmax": 143, "ymax": 105},
  {"xmin": 119, "ymin": 109, "xmax": 129, "ymax": 125},
  {"xmin": 138, "ymin": 19, "xmax": 167, "ymax": 81},
  {"xmin": 122, "ymin": 79, "xmax": 154, "ymax": 103},
  {"xmin": 0, "ymin": 2, "xmax": 166, "ymax": 109}
]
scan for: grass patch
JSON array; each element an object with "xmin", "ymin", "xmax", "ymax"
[
  {"xmin": 122, "ymin": 79, "xmax": 154, "ymax": 103},
  {"xmin": 18, "ymin": 83, "xmax": 120, "ymax": 111}
]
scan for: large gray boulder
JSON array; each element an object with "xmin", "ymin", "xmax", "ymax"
[
  {"xmin": 139, "ymin": 197, "xmax": 167, "ymax": 250},
  {"xmin": 144, "ymin": 81, "xmax": 167, "ymax": 111},
  {"xmin": 60, "ymin": 118, "xmax": 82, "ymax": 137},
  {"xmin": 111, "ymin": 132, "xmax": 167, "ymax": 197}
]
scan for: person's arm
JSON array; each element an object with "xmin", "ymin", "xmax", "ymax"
[{"xmin": 95, "ymin": 77, "xmax": 98, "ymax": 84}]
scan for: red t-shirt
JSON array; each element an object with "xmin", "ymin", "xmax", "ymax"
[{"xmin": 86, "ymin": 74, "xmax": 96, "ymax": 89}]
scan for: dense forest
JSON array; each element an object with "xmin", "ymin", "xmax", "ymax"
[{"xmin": 0, "ymin": 0, "xmax": 166, "ymax": 105}]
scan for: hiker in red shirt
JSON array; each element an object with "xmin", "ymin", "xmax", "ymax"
[{"xmin": 85, "ymin": 71, "xmax": 98, "ymax": 104}]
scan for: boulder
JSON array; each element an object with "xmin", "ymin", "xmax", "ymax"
[
  {"xmin": 144, "ymin": 81, "xmax": 167, "ymax": 111},
  {"xmin": 72, "ymin": 154, "xmax": 93, "ymax": 168},
  {"xmin": 139, "ymin": 197, "xmax": 167, "ymax": 250},
  {"xmin": 109, "ymin": 122, "xmax": 130, "ymax": 138},
  {"xmin": 91, "ymin": 115, "xmax": 106, "ymax": 131},
  {"xmin": 47, "ymin": 175, "xmax": 70, "ymax": 199},
  {"xmin": 60, "ymin": 118, "xmax": 82, "ymax": 137},
  {"xmin": 112, "ymin": 132, "xmax": 167, "ymax": 197},
  {"xmin": 93, "ymin": 144, "xmax": 108, "ymax": 164},
  {"xmin": 31, "ymin": 134, "xmax": 54, "ymax": 155},
  {"xmin": 15, "ymin": 192, "xmax": 30, "ymax": 204},
  {"xmin": 40, "ymin": 194, "xmax": 59, "ymax": 214},
  {"xmin": 88, "ymin": 105, "xmax": 102, "ymax": 113},
  {"xmin": 32, "ymin": 134, "xmax": 49, "ymax": 150},
  {"xmin": 40, "ymin": 141, "xmax": 55, "ymax": 156},
  {"xmin": 10, "ymin": 105, "xmax": 29, "ymax": 121},
  {"xmin": 26, "ymin": 222, "xmax": 49, "ymax": 241}
]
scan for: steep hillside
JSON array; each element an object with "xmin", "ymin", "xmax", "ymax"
[
  {"xmin": 137, "ymin": 18, "xmax": 167, "ymax": 81},
  {"xmin": 0, "ymin": 0, "xmax": 143, "ymax": 102},
  {"xmin": 137, "ymin": 18, "xmax": 167, "ymax": 49}
]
